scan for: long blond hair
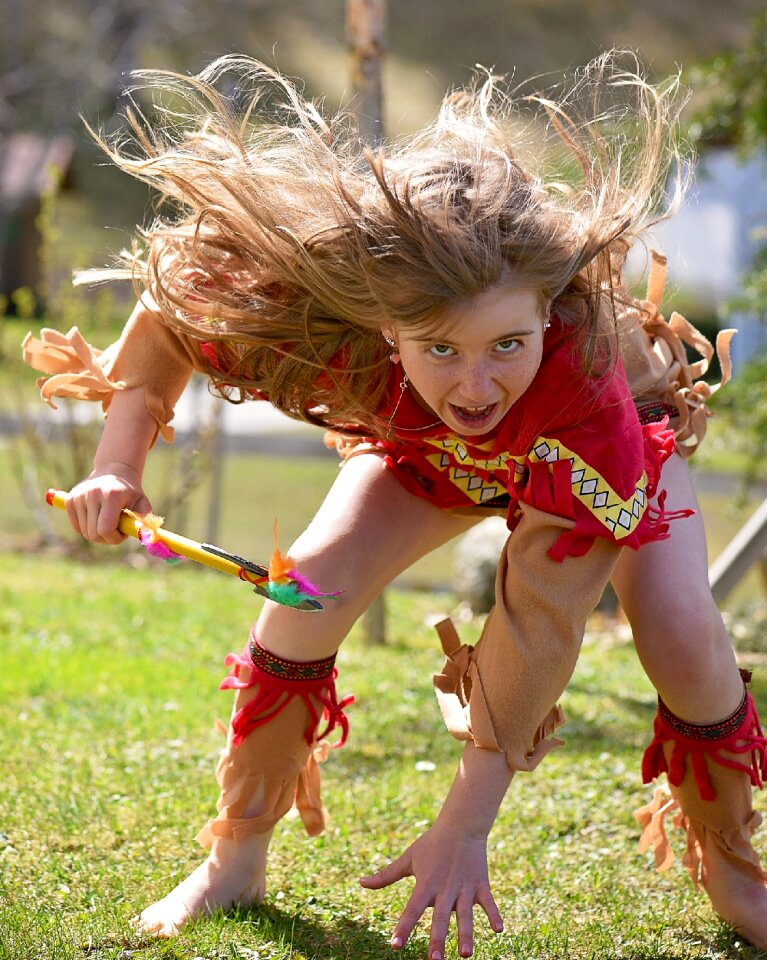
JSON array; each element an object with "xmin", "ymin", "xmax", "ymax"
[{"xmin": 87, "ymin": 51, "xmax": 688, "ymax": 434}]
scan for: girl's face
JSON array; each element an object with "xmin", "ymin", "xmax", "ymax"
[{"xmin": 386, "ymin": 285, "xmax": 547, "ymax": 437}]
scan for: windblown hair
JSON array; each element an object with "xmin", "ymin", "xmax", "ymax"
[{"xmin": 87, "ymin": 51, "xmax": 688, "ymax": 434}]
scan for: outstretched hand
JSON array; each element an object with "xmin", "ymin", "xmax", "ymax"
[{"xmin": 360, "ymin": 818, "xmax": 504, "ymax": 959}]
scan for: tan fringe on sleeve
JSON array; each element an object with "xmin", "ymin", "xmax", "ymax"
[
  {"xmin": 432, "ymin": 504, "xmax": 619, "ymax": 773},
  {"xmin": 22, "ymin": 303, "xmax": 201, "ymax": 444},
  {"xmin": 22, "ymin": 325, "xmax": 124, "ymax": 408},
  {"xmin": 432, "ymin": 614, "xmax": 568, "ymax": 770},
  {"xmin": 619, "ymin": 250, "xmax": 735, "ymax": 458}
]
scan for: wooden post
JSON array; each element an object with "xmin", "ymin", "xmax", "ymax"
[
  {"xmin": 205, "ymin": 398, "xmax": 226, "ymax": 546},
  {"xmin": 709, "ymin": 497, "xmax": 767, "ymax": 604},
  {"xmin": 347, "ymin": 0, "xmax": 388, "ymax": 644},
  {"xmin": 346, "ymin": 0, "xmax": 386, "ymax": 148}
]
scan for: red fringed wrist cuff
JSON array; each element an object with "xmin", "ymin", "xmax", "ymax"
[
  {"xmin": 220, "ymin": 629, "xmax": 355, "ymax": 749},
  {"xmin": 642, "ymin": 670, "xmax": 767, "ymax": 801}
]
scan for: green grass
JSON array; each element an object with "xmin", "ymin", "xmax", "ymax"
[{"xmin": 1, "ymin": 552, "xmax": 766, "ymax": 960}]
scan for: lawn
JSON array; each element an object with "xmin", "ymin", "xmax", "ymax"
[{"xmin": 1, "ymin": 551, "xmax": 766, "ymax": 960}]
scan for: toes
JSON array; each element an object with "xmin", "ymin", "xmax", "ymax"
[{"xmin": 130, "ymin": 907, "xmax": 181, "ymax": 939}]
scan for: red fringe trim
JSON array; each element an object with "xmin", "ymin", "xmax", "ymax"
[
  {"xmin": 525, "ymin": 459, "xmax": 575, "ymax": 520},
  {"xmin": 642, "ymin": 693, "xmax": 767, "ymax": 802},
  {"xmin": 219, "ymin": 644, "xmax": 354, "ymax": 749},
  {"xmin": 545, "ymin": 418, "xmax": 688, "ymax": 562}
]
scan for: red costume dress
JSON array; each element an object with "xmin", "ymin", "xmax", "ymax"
[{"xmin": 369, "ymin": 322, "xmax": 673, "ymax": 560}]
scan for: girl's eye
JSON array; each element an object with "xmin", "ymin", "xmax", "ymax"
[
  {"xmin": 495, "ymin": 338, "xmax": 521, "ymax": 354},
  {"xmin": 428, "ymin": 343, "xmax": 455, "ymax": 357}
]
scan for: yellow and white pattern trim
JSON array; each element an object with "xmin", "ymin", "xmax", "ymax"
[
  {"xmin": 423, "ymin": 435, "xmax": 648, "ymax": 539},
  {"xmin": 423, "ymin": 437, "xmax": 524, "ymax": 505}
]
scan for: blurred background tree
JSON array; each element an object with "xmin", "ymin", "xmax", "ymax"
[
  {"xmin": 689, "ymin": 8, "xmax": 767, "ymax": 313},
  {"xmin": 687, "ymin": 10, "xmax": 767, "ymax": 489},
  {"xmin": 0, "ymin": 0, "xmax": 762, "ymax": 255}
]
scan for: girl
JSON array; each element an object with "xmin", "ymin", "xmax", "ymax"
[{"xmin": 23, "ymin": 53, "xmax": 767, "ymax": 957}]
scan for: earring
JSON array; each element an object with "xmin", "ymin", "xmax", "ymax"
[
  {"xmin": 383, "ymin": 335, "xmax": 400, "ymax": 364},
  {"xmin": 387, "ymin": 373, "xmax": 409, "ymax": 438},
  {"xmin": 543, "ymin": 318, "xmax": 551, "ymax": 330}
]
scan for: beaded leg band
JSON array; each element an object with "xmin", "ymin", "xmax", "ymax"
[
  {"xmin": 220, "ymin": 628, "xmax": 355, "ymax": 748},
  {"xmin": 642, "ymin": 669, "xmax": 767, "ymax": 802},
  {"xmin": 635, "ymin": 401, "xmax": 680, "ymax": 426}
]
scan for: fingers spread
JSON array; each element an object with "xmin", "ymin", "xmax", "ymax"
[
  {"xmin": 359, "ymin": 854, "xmax": 412, "ymax": 890},
  {"xmin": 455, "ymin": 893, "xmax": 474, "ymax": 958},
  {"xmin": 391, "ymin": 886, "xmax": 432, "ymax": 951},
  {"xmin": 427, "ymin": 900, "xmax": 454, "ymax": 960},
  {"xmin": 475, "ymin": 883, "xmax": 504, "ymax": 933}
]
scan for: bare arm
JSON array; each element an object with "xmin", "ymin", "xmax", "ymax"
[
  {"xmin": 438, "ymin": 740, "xmax": 513, "ymax": 836},
  {"xmin": 65, "ymin": 386, "xmax": 157, "ymax": 544}
]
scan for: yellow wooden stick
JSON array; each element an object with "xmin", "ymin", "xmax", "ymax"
[
  {"xmin": 46, "ymin": 488, "xmax": 254, "ymax": 577},
  {"xmin": 45, "ymin": 488, "xmax": 328, "ymax": 611},
  {"xmin": 45, "ymin": 490, "xmax": 241, "ymax": 577}
]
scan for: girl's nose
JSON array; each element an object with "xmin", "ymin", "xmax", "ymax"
[{"xmin": 459, "ymin": 361, "xmax": 494, "ymax": 402}]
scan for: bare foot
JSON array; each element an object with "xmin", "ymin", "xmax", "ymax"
[
  {"xmin": 701, "ymin": 841, "xmax": 767, "ymax": 948},
  {"xmin": 133, "ymin": 831, "xmax": 272, "ymax": 938}
]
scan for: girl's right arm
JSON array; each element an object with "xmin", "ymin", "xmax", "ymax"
[
  {"xmin": 24, "ymin": 297, "xmax": 202, "ymax": 543},
  {"xmin": 65, "ymin": 386, "xmax": 158, "ymax": 544}
]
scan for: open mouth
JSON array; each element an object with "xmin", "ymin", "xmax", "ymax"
[{"xmin": 448, "ymin": 402, "xmax": 499, "ymax": 430}]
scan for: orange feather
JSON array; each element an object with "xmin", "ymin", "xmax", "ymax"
[{"xmin": 268, "ymin": 519, "xmax": 295, "ymax": 582}]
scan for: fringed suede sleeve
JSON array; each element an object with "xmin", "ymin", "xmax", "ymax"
[
  {"xmin": 434, "ymin": 501, "xmax": 620, "ymax": 773},
  {"xmin": 22, "ymin": 300, "xmax": 203, "ymax": 444}
]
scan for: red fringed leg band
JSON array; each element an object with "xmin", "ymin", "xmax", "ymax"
[
  {"xmin": 220, "ymin": 628, "xmax": 355, "ymax": 749},
  {"xmin": 635, "ymin": 671, "xmax": 767, "ymax": 927},
  {"xmin": 196, "ymin": 632, "xmax": 355, "ymax": 846},
  {"xmin": 641, "ymin": 670, "xmax": 767, "ymax": 802}
]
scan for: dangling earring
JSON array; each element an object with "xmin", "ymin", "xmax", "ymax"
[
  {"xmin": 383, "ymin": 335, "xmax": 400, "ymax": 364},
  {"xmin": 385, "ymin": 371, "xmax": 443, "ymax": 438},
  {"xmin": 387, "ymin": 373, "xmax": 409, "ymax": 438}
]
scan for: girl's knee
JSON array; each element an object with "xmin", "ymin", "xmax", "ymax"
[
  {"xmin": 626, "ymin": 577, "xmax": 722, "ymax": 642},
  {"xmin": 630, "ymin": 591, "xmax": 739, "ymax": 701}
]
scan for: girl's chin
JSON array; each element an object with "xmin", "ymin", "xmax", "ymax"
[{"xmin": 445, "ymin": 402, "xmax": 503, "ymax": 434}]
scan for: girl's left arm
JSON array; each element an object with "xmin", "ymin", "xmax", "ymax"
[{"xmin": 360, "ymin": 742, "xmax": 510, "ymax": 959}]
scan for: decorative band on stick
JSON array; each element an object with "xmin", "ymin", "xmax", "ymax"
[{"xmin": 45, "ymin": 489, "xmax": 340, "ymax": 612}]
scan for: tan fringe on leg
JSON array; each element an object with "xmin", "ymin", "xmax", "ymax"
[{"xmin": 618, "ymin": 248, "xmax": 736, "ymax": 458}]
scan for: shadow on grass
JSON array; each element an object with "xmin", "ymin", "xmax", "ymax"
[
  {"xmin": 236, "ymin": 902, "xmax": 403, "ymax": 960},
  {"xmin": 126, "ymin": 901, "xmax": 405, "ymax": 960},
  {"xmin": 76, "ymin": 906, "xmax": 400, "ymax": 960}
]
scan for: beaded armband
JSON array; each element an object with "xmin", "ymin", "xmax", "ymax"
[
  {"xmin": 220, "ymin": 630, "xmax": 354, "ymax": 749},
  {"xmin": 658, "ymin": 684, "xmax": 749, "ymax": 742}
]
